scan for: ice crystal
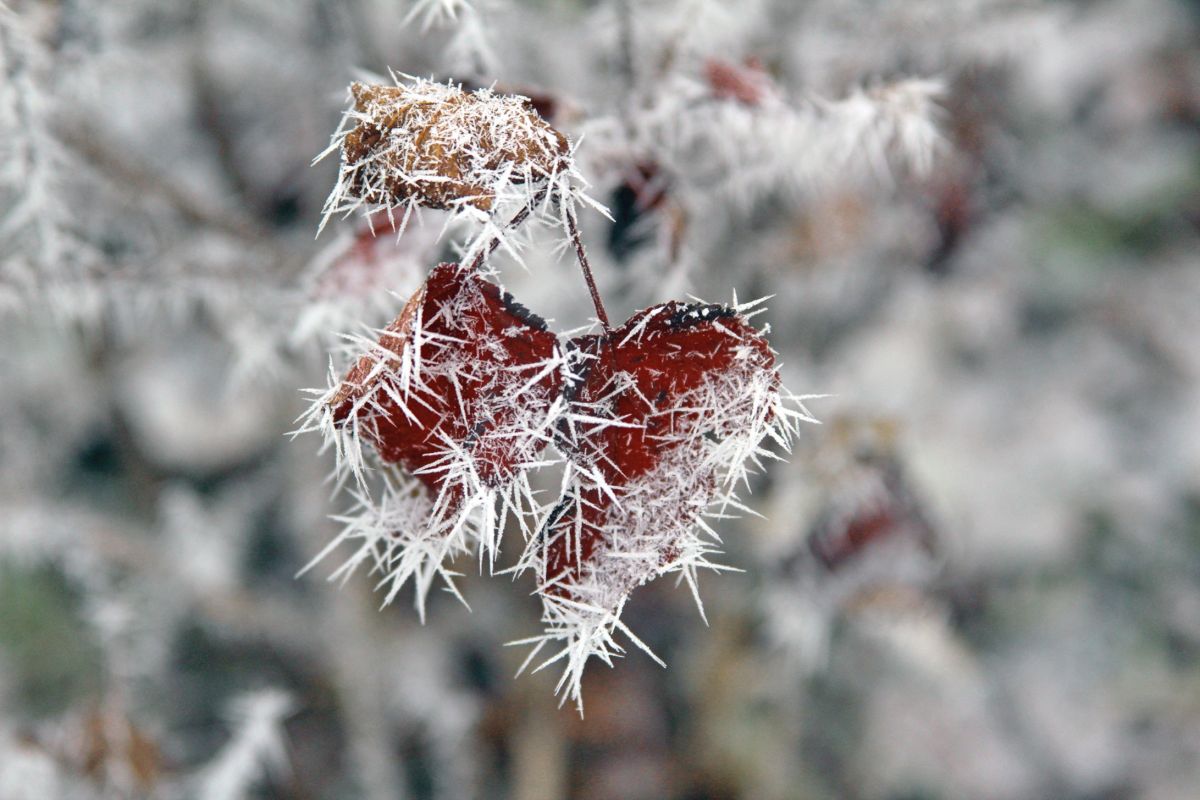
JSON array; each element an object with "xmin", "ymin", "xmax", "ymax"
[{"xmin": 405, "ymin": 0, "xmax": 475, "ymax": 30}]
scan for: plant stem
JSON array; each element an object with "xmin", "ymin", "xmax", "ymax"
[
  {"xmin": 467, "ymin": 186, "xmax": 549, "ymax": 272},
  {"xmin": 565, "ymin": 206, "xmax": 612, "ymax": 332},
  {"xmin": 464, "ymin": 186, "xmax": 611, "ymax": 333}
]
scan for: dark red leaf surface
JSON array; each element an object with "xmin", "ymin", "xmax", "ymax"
[
  {"xmin": 542, "ymin": 301, "xmax": 777, "ymax": 596},
  {"xmin": 329, "ymin": 262, "xmax": 565, "ymax": 495}
]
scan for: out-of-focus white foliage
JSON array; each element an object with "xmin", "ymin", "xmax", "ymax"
[
  {"xmin": 0, "ymin": 4, "xmax": 78, "ymax": 290},
  {"xmin": 384, "ymin": 630, "xmax": 483, "ymax": 799},
  {"xmin": 407, "ymin": 0, "xmax": 476, "ymax": 30},
  {"xmin": 291, "ymin": 214, "xmax": 441, "ymax": 347},
  {"xmin": 0, "ymin": 731, "xmax": 61, "ymax": 800}
]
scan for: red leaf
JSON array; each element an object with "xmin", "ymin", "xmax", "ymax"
[
  {"xmin": 523, "ymin": 300, "xmax": 789, "ymax": 708},
  {"xmin": 539, "ymin": 300, "xmax": 776, "ymax": 601},
  {"xmin": 329, "ymin": 262, "xmax": 566, "ymax": 500}
]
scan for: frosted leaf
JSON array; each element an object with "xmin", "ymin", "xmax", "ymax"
[
  {"xmin": 315, "ymin": 76, "xmax": 600, "ymax": 263},
  {"xmin": 298, "ymin": 262, "xmax": 573, "ymax": 615},
  {"xmin": 517, "ymin": 299, "xmax": 815, "ymax": 711}
]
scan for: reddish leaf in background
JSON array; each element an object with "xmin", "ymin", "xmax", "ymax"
[
  {"xmin": 608, "ymin": 161, "xmax": 675, "ymax": 263},
  {"xmin": 311, "ymin": 211, "xmax": 406, "ymax": 299},
  {"xmin": 328, "ymin": 262, "xmax": 565, "ymax": 497},
  {"xmin": 620, "ymin": 162, "xmax": 670, "ymax": 215},
  {"xmin": 704, "ymin": 57, "xmax": 777, "ymax": 106},
  {"xmin": 807, "ymin": 458, "xmax": 937, "ymax": 570}
]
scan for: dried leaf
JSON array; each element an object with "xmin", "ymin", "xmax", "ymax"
[{"xmin": 337, "ymin": 80, "xmax": 570, "ymax": 213}]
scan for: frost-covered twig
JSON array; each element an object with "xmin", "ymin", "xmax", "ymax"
[
  {"xmin": 301, "ymin": 64, "xmax": 822, "ymax": 708},
  {"xmin": 588, "ymin": 72, "xmax": 944, "ymax": 210},
  {"xmin": 0, "ymin": 5, "xmax": 73, "ymax": 279},
  {"xmin": 195, "ymin": 690, "xmax": 293, "ymax": 800}
]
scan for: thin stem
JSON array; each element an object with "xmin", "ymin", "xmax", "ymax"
[
  {"xmin": 463, "ymin": 184, "xmax": 610, "ymax": 333},
  {"xmin": 467, "ymin": 186, "xmax": 549, "ymax": 272},
  {"xmin": 565, "ymin": 206, "xmax": 611, "ymax": 332}
]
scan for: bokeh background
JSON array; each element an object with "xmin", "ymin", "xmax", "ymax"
[{"xmin": 2, "ymin": 1, "xmax": 1200, "ymax": 798}]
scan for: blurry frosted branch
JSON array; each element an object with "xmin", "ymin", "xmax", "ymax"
[
  {"xmin": 325, "ymin": 589, "xmax": 411, "ymax": 800},
  {"xmin": 0, "ymin": 4, "xmax": 76, "ymax": 284},
  {"xmin": 783, "ymin": 0, "xmax": 1066, "ymax": 88},
  {"xmin": 406, "ymin": 0, "xmax": 475, "ymax": 30},
  {"xmin": 195, "ymin": 690, "xmax": 294, "ymax": 800},
  {"xmin": 0, "ymin": 487, "xmax": 323, "ymax": 677},
  {"xmin": 290, "ymin": 213, "xmax": 440, "ymax": 347},
  {"xmin": 753, "ymin": 415, "xmax": 940, "ymax": 671},
  {"xmin": 385, "ymin": 631, "xmax": 482, "ymax": 799},
  {"xmin": 590, "ymin": 73, "xmax": 944, "ymax": 211},
  {"xmin": 581, "ymin": 61, "xmax": 943, "ymax": 301},
  {"xmin": 406, "ymin": 0, "xmax": 505, "ymax": 78},
  {"xmin": 588, "ymin": 0, "xmax": 770, "ymax": 67},
  {"xmin": 55, "ymin": 126, "xmax": 268, "ymax": 245}
]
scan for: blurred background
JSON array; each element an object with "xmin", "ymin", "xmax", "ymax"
[{"xmin": 2, "ymin": 0, "xmax": 1200, "ymax": 798}]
